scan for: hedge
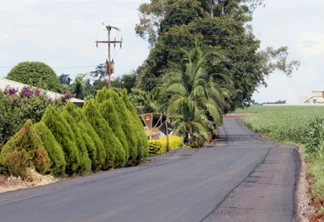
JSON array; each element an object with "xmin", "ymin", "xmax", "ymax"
[
  {"xmin": 65, "ymin": 102, "xmax": 106, "ymax": 172},
  {"xmin": 148, "ymin": 136, "xmax": 183, "ymax": 157},
  {"xmin": 61, "ymin": 110, "xmax": 91, "ymax": 174}
]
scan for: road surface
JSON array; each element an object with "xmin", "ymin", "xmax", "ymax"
[{"xmin": 0, "ymin": 117, "xmax": 299, "ymax": 222}]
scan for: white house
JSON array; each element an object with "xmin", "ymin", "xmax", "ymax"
[{"xmin": 300, "ymin": 91, "xmax": 324, "ymax": 104}]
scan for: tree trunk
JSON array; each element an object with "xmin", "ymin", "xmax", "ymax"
[
  {"xmin": 189, "ymin": 125, "xmax": 193, "ymax": 144},
  {"xmin": 210, "ymin": 0, "xmax": 214, "ymax": 18}
]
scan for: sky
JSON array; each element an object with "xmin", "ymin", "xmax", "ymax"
[{"xmin": 0, "ymin": 0, "xmax": 323, "ymax": 104}]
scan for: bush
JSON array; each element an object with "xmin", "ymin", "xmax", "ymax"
[
  {"xmin": 41, "ymin": 106, "xmax": 80, "ymax": 175},
  {"xmin": 148, "ymin": 140, "xmax": 166, "ymax": 156},
  {"xmin": 7, "ymin": 61, "xmax": 62, "ymax": 93},
  {"xmin": 61, "ymin": 110, "xmax": 91, "ymax": 174},
  {"xmin": 2, "ymin": 149, "xmax": 31, "ymax": 178},
  {"xmin": 82, "ymin": 99, "xmax": 122, "ymax": 169},
  {"xmin": 32, "ymin": 122, "xmax": 66, "ymax": 176},
  {"xmin": 122, "ymin": 89, "xmax": 149, "ymax": 162},
  {"xmin": 99, "ymin": 100, "xmax": 129, "ymax": 165},
  {"xmin": 96, "ymin": 89, "xmax": 138, "ymax": 166},
  {"xmin": 148, "ymin": 136, "xmax": 183, "ymax": 156},
  {"xmin": 0, "ymin": 87, "xmax": 64, "ymax": 147},
  {"xmin": 1, "ymin": 120, "xmax": 51, "ymax": 177},
  {"xmin": 65, "ymin": 102, "xmax": 106, "ymax": 172}
]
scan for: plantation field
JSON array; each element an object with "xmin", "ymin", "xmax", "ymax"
[{"xmin": 236, "ymin": 105, "xmax": 324, "ymax": 143}]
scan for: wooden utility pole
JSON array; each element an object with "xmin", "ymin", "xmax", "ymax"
[{"xmin": 96, "ymin": 25, "xmax": 123, "ymax": 89}]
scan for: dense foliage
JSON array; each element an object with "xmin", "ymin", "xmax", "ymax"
[
  {"xmin": 0, "ymin": 87, "xmax": 65, "ymax": 148},
  {"xmin": 132, "ymin": 0, "xmax": 299, "ymax": 144},
  {"xmin": 148, "ymin": 136, "xmax": 183, "ymax": 156},
  {"xmin": 1, "ymin": 120, "xmax": 51, "ymax": 178},
  {"xmin": 7, "ymin": 61, "xmax": 62, "ymax": 93}
]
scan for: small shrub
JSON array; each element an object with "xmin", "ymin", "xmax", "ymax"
[
  {"xmin": 148, "ymin": 140, "xmax": 166, "ymax": 156},
  {"xmin": 148, "ymin": 136, "xmax": 183, "ymax": 156},
  {"xmin": 2, "ymin": 150, "xmax": 31, "ymax": 178},
  {"xmin": 1, "ymin": 120, "xmax": 51, "ymax": 177}
]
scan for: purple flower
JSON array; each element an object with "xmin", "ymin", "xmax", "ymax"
[
  {"xmin": 21, "ymin": 86, "xmax": 34, "ymax": 97},
  {"xmin": 8, "ymin": 88, "xmax": 18, "ymax": 95},
  {"xmin": 35, "ymin": 89, "xmax": 41, "ymax": 96}
]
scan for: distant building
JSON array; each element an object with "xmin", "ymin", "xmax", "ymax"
[
  {"xmin": 0, "ymin": 78, "xmax": 84, "ymax": 105},
  {"xmin": 300, "ymin": 91, "xmax": 324, "ymax": 104}
]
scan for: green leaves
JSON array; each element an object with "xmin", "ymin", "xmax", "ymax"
[{"xmin": 7, "ymin": 61, "xmax": 62, "ymax": 93}]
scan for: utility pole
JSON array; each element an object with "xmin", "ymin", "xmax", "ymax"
[{"xmin": 96, "ymin": 25, "xmax": 123, "ymax": 89}]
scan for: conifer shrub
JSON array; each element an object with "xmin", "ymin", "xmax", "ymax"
[
  {"xmin": 1, "ymin": 120, "xmax": 51, "ymax": 177},
  {"xmin": 2, "ymin": 149, "xmax": 30, "ymax": 178},
  {"xmin": 41, "ymin": 106, "xmax": 80, "ymax": 175},
  {"xmin": 99, "ymin": 100, "xmax": 129, "ymax": 164},
  {"xmin": 121, "ymin": 89, "xmax": 149, "ymax": 163},
  {"xmin": 82, "ymin": 99, "xmax": 121, "ymax": 169},
  {"xmin": 61, "ymin": 110, "xmax": 91, "ymax": 174},
  {"xmin": 32, "ymin": 122, "xmax": 66, "ymax": 176},
  {"xmin": 65, "ymin": 102, "xmax": 106, "ymax": 172},
  {"xmin": 96, "ymin": 88, "xmax": 138, "ymax": 166}
]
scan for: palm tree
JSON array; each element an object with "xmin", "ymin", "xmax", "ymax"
[
  {"xmin": 158, "ymin": 39, "xmax": 232, "ymax": 144},
  {"xmin": 172, "ymin": 99, "xmax": 213, "ymax": 144},
  {"xmin": 72, "ymin": 73, "xmax": 87, "ymax": 99}
]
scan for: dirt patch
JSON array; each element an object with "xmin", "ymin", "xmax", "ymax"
[
  {"xmin": 0, "ymin": 168, "xmax": 58, "ymax": 193},
  {"xmin": 294, "ymin": 147, "xmax": 313, "ymax": 221}
]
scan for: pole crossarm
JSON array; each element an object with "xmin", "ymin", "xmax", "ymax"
[{"xmin": 95, "ymin": 24, "xmax": 123, "ymax": 89}]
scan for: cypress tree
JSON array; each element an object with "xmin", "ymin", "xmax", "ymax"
[
  {"xmin": 1, "ymin": 120, "xmax": 51, "ymax": 177},
  {"xmin": 41, "ymin": 105, "xmax": 80, "ymax": 175},
  {"xmin": 65, "ymin": 102, "xmax": 106, "ymax": 172},
  {"xmin": 122, "ymin": 89, "xmax": 149, "ymax": 162},
  {"xmin": 96, "ymin": 88, "xmax": 138, "ymax": 166},
  {"xmin": 83, "ymin": 99, "xmax": 126, "ymax": 169},
  {"xmin": 32, "ymin": 122, "xmax": 66, "ymax": 176},
  {"xmin": 99, "ymin": 99, "xmax": 129, "ymax": 165},
  {"xmin": 61, "ymin": 110, "xmax": 91, "ymax": 174}
]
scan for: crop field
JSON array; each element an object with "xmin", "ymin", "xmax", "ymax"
[{"xmin": 236, "ymin": 105, "xmax": 324, "ymax": 143}]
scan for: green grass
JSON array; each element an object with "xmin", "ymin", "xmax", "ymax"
[{"xmin": 236, "ymin": 105, "xmax": 324, "ymax": 199}]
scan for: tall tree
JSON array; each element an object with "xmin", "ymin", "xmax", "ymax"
[
  {"xmin": 158, "ymin": 40, "xmax": 229, "ymax": 143},
  {"xmin": 136, "ymin": 0, "xmax": 299, "ymax": 111},
  {"xmin": 89, "ymin": 63, "xmax": 106, "ymax": 81}
]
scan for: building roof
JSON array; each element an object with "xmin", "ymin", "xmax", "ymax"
[{"xmin": 0, "ymin": 78, "xmax": 84, "ymax": 104}]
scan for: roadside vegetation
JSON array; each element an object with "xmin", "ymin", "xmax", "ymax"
[
  {"xmin": 0, "ymin": 0, "xmax": 301, "ymax": 191},
  {"xmin": 237, "ymin": 105, "xmax": 324, "ymax": 219}
]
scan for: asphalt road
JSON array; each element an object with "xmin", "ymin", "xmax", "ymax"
[{"xmin": 0, "ymin": 117, "xmax": 299, "ymax": 222}]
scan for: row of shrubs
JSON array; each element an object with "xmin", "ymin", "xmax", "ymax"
[
  {"xmin": 0, "ymin": 88, "xmax": 148, "ymax": 177},
  {"xmin": 148, "ymin": 136, "xmax": 183, "ymax": 156}
]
